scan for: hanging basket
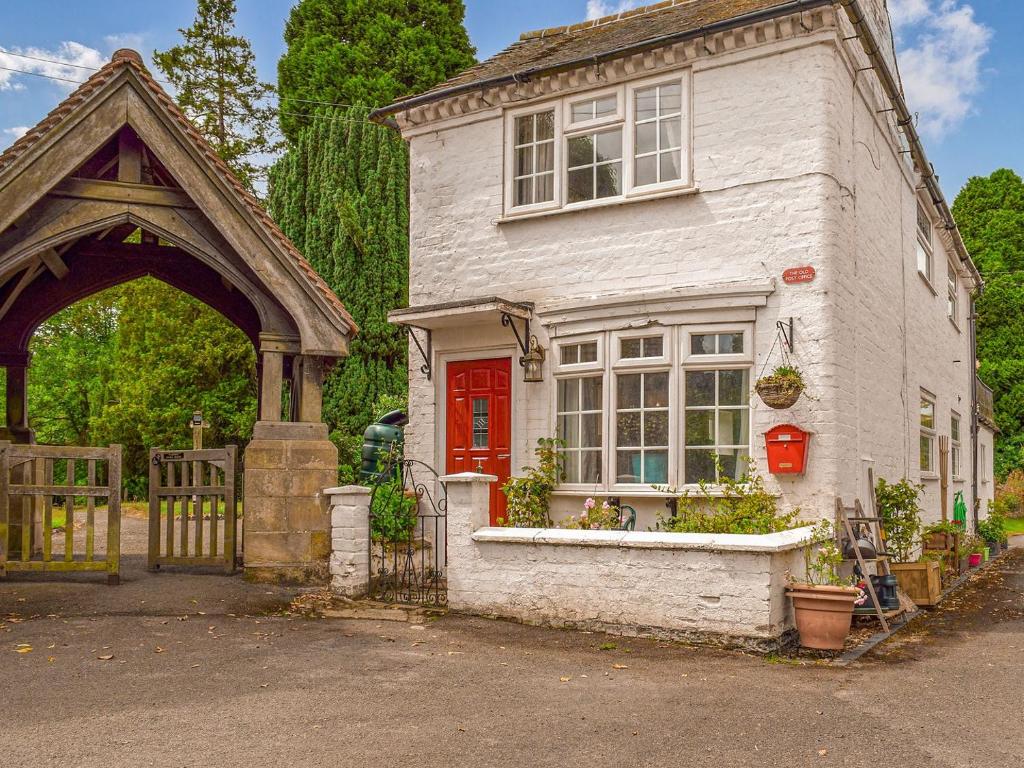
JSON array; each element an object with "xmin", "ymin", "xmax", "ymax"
[{"xmin": 755, "ymin": 376, "xmax": 804, "ymax": 409}]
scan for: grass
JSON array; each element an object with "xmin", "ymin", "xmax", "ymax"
[
  {"xmin": 42, "ymin": 499, "xmax": 236, "ymax": 531},
  {"xmin": 1005, "ymin": 517, "xmax": 1024, "ymax": 536}
]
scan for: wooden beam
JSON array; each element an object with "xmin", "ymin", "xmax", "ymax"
[
  {"xmin": 38, "ymin": 248, "xmax": 69, "ymax": 279},
  {"xmin": 0, "ymin": 262, "xmax": 44, "ymax": 322},
  {"xmin": 117, "ymin": 130, "xmax": 143, "ymax": 184},
  {"xmin": 47, "ymin": 178, "xmax": 195, "ymax": 209}
]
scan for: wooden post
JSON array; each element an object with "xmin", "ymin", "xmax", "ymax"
[
  {"xmin": 939, "ymin": 436, "xmax": 950, "ymax": 522},
  {"xmin": 224, "ymin": 445, "xmax": 237, "ymax": 574},
  {"xmin": 0, "ymin": 441, "xmax": 9, "ymax": 577},
  {"xmin": 147, "ymin": 449, "xmax": 160, "ymax": 570},
  {"xmin": 107, "ymin": 444, "xmax": 121, "ymax": 585}
]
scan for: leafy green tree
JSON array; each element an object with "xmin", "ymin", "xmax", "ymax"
[
  {"xmin": 953, "ymin": 169, "xmax": 1024, "ymax": 477},
  {"xmin": 154, "ymin": 0, "xmax": 278, "ymax": 192},
  {"xmin": 276, "ymin": 0, "xmax": 476, "ymax": 142},
  {"xmin": 269, "ymin": 106, "xmax": 408, "ymax": 479}
]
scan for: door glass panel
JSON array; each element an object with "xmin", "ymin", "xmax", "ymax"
[{"xmin": 472, "ymin": 398, "xmax": 489, "ymax": 448}]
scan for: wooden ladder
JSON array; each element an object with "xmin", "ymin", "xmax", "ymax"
[{"xmin": 835, "ymin": 469, "xmax": 893, "ymax": 632}]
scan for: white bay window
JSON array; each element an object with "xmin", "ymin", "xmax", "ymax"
[{"xmin": 504, "ymin": 72, "xmax": 691, "ymax": 216}]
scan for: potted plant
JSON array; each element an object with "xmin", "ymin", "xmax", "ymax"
[
  {"xmin": 877, "ymin": 478, "xmax": 941, "ymax": 605},
  {"xmin": 787, "ymin": 521, "xmax": 865, "ymax": 650},
  {"xmin": 966, "ymin": 536, "xmax": 985, "ymax": 568},
  {"xmin": 977, "ymin": 507, "xmax": 1007, "ymax": 560},
  {"xmin": 755, "ymin": 365, "xmax": 804, "ymax": 409}
]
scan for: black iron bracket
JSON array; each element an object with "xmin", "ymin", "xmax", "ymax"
[
  {"xmin": 404, "ymin": 325, "xmax": 432, "ymax": 381},
  {"xmin": 777, "ymin": 317, "xmax": 795, "ymax": 353},
  {"xmin": 501, "ymin": 312, "xmax": 530, "ymax": 367}
]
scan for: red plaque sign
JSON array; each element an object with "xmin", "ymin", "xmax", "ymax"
[{"xmin": 783, "ymin": 266, "xmax": 816, "ymax": 285}]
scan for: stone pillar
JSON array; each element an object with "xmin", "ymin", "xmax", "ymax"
[
  {"xmin": 441, "ymin": 472, "xmax": 496, "ymax": 607},
  {"xmin": 327, "ymin": 485, "xmax": 371, "ymax": 597},
  {"xmin": 243, "ymin": 421, "xmax": 338, "ymax": 583}
]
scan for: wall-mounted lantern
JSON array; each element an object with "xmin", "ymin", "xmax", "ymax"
[{"xmin": 522, "ymin": 336, "xmax": 546, "ymax": 383}]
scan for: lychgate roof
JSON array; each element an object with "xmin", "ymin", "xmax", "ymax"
[{"xmin": 372, "ymin": 0, "xmax": 825, "ymax": 118}]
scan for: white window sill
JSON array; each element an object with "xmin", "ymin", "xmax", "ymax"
[
  {"xmin": 949, "ymin": 317, "xmax": 962, "ymax": 333},
  {"xmin": 498, "ymin": 184, "xmax": 699, "ymax": 224},
  {"xmin": 918, "ymin": 271, "xmax": 938, "ymax": 296},
  {"xmin": 920, "ymin": 472, "xmax": 939, "ymax": 482},
  {"xmin": 552, "ymin": 485, "xmax": 773, "ymax": 499}
]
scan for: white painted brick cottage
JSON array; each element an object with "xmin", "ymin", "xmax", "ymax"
[{"xmin": 372, "ymin": 0, "xmax": 996, "ymax": 531}]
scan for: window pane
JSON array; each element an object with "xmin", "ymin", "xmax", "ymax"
[
  {"xmin": 472, "ymin": 398, "xmax": 489, "ymax": 448},
  {"xmin": 920, "ymin": 435, "xmax": 932, "ymax": 471},
  {"xmin": 558, "ymin": 414, "xmax": 580, "ymax": 448},
  {"xmin": 535, "ymin": 172, "xmax": 554, "ymax": 203},
  {"xmin": 596, "ymin": 162, "xmax": 621, "ymax": 198},
  {"xmin": 558, "ymin": 377, "xmax": 579, "ymax": 411},
  {"xmin": 617, "ymin": 451, "xmax": 642, "ymax": 483},
  {"xmin": 536, "ymin": 111, "xmax": 554, "ymax": 140},
  {"xmin": 690, "ymin": 334, "xmax": 716, "ymax": 355},
  {"xmin": 718, "ymin": 450, "xmax": 742, "ymax": 481},
  {"xmin": 563, "ymin": 451, "xmax": 580, "ymax": 484},
  {"xmin": 581, "ymin": 451, "xmax": 602, "ymax": 483},
  {"xmin": 617, "ymin": 412, "xmax": 641, "ymax": 446},
  {"xmin": 718, "ymin": 409, "xmax": 748, "ymax": 446},
  {"xmin": 644, "ymin": 372, "xmax": 669, "ymax": 408},
  {"xmin": 685, "ymin": 370, "xmax": 715, "ymax": 406},
  {"xmin": 515, "ymin": 177, "xmax": 533, "ymax": 206},
  {"xmin": 596, "ymin": 129, "xmax": 622, "ymax": 162},
  {"xmin": 635, "ymin": 155, "xmax": 657, "ymax": 187},
  {"xmin": 515, "ymin": 145, "xmax": 533, "ymax": 177},
  {"xmin": 659, "ymin": 83, "xmax": 682, "ymax": 114},
  {"xmin": 920, "ymin": 399, "xmax": 934, "ymax": 428},
  {"xmin": 636, "ymin": 87, "xmax": 657, "ymax": 121},
  {"xmin": 717, "ymin": 333, "xmax": 743, "ymax": 354},
  {"xmin": 719, "ymin": 370, "xmax": 749, "ymax": 406},
  {"xmin": 659, "ymin": 118, "xmax": 681, "ymax": 150},
  {"xmin": 685, "ymin": 411, "xmax": 714, "ymax": 446},
  {"xmin": 579, "ymin": 342, "xmax": 598, "ymax": 363},
  {"xmin": 636, "ymin": 122, "xmax": 657, "ymax": 154},
  {"xmin": 581, "ymin": 376, "xmax": 602, "ymax": 410},
  {"xmin": 685, "ymin": 449, "xmax": 716, "ymax": 484},
  {"xmin": 581, "ymin": 413, "xmax": 602, "ymax": 448},
  {"xmin": 567, "ymin": 168, "xmax": 593, "ymax": 204},
  {"xmin": 560, "ymin": 345, "xmax": 579, "ymax": 366},
  {"xmin": 659, "ymin": 150, "xmax": 681, "ymax": 182},
  {"xmin": 917, "ymin": 241, "xmax": 930, "ymax": 278},
  {"xmin": 620, "ymin": 338, "xmax": 642, "ymax": 358},
  {"xmin": 595, "ymin": 95, "xmax": 617, "ymax": 118},
  {"xmin": 536, "ymin": 141, "xmax": 554, "ymax": 172},
  {"xmin": 571, "ymin": 100, "xmax": 594, "ymax": 123},
  {"xmin": 642, "ymin": 337, "xmax": 663, "ymax": 357},
  {"xmin": 617, "ymin": 374, "xmax": 641, "ymax": 409},
  {"xmin": 515, "ymin": 115, "xmax": 534, "ymax": 145},
  {"xmin": 568, "ymin": 136, "xmax": 593, "ymax": 168},
  {"xmin": 951, "ymin": 416, "xmax": 960, "ymax": 442},
  {"xmin": 644, "ymin": 412, "xmax": 669, "ymax": 446},
  {"xmin": 644, "ymin": 451, "xmax": 668, "ymax": 483}
]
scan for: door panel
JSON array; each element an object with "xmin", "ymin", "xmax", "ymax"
[{"xmin": 446, "ymin": 358, "xmax": 512, "ymax": 525}]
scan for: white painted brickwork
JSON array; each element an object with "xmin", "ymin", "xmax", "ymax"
[
  {"xmin": 400, "ymin": 15, "xmax": 991, "ymax": 530},
  {"xmin": 327, "ymin": 486, "xmax": 371, "ymax": 596}
]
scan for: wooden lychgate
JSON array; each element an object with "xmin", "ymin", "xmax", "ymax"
[
  {"xmin": 148, "ymin": 446, "xmax": 237, "ymax": 573},
  {"xmin": 0, "ymin": 442, "xmax": 122, "ymax": 584}
]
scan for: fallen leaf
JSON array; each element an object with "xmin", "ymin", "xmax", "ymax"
[
  {"xmin": 155, "ymin": 647, "xmax": 165, "ymax": 654},
  {"xmin": 612, "ymin": 664, "xmax": 629, "ymax": 670},
  {"xmin": 818, "ymin": 749, "xmax": 828, "ymax": 757},
  {"xmin": 47, "ymin": 656, "xmax": 55, "ymax": 663},
  {"xmin": 16, "ymin": 646, "xmax": 32, "ymax": 654},
  {"xmin": 559, "ymin": 676, "xmax": 571, "ymax": 682},
  {"xmin": 97, "ymin": 654, "xmax": 114, "ymax": 661}
]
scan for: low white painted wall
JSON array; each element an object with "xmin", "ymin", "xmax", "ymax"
[{"xmin": 443, "ymin": 473, "xmax": 814, "ymax": 651}]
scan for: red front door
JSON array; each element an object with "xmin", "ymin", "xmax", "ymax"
[{"xmin": 446, "ymin": 358, "xmax": 512, "ymax": 525}]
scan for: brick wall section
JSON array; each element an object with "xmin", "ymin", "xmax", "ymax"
[
  {"xmin": 327, "ymin": 486, "xmax": 371, "ymax": 597},
  {"xmin": 443, "ymin": 474, "xmax": 812, "ymax": 650}
]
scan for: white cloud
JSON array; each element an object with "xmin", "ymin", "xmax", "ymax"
[
  {"xmin": 586, "ymin": 0, "xmax": 643, "ymax": 21},
  {"xmin": 889, "ymin": 0, "xmax": 992, "ymax": 139},
  {"xmin": 0, "ymin": 41, "xmax": 104, "ymax": 91},
  {"xmin": 3, "ymin": 126, "xmax": 30, "ymax": 140}
]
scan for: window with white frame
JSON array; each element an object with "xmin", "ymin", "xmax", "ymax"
[
  {"xmin": 504, "ymin": 73, "xmax": 690, "ymax": 216},
  {"xmin": 981, "ymin": 443, "xmax": 990, "ymax": 484},
  {"xmin": 916, "ymin": 201, "xmax": 933, "ymax": 283},
  {"xmin": 551, "ymin": 325, "xmax": 752, "ymax": 491},
  {"xmin": 512, "ymin": 110, "xmax": 556, "ymax": 208},
  {"xmin": 920, "ymin": 393, "xmax": 936, "ymax": 474},
  {"xmin": 947, "ymin": 261, "xmax": 959, "ymax": 325},
  {"xmin": 951, "ymin": 412, "xmax": 962, "ymax": 480}
]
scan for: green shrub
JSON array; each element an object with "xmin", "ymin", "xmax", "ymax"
[
  {"xmin": 978, "ymin": 503, "xmax": 1008, "ymax": 545},
  {"xmin": 369, "ymin": 478, "xmax": 418, "ymax": 542},
  {"xmin": 501, "ymin": 438, "xmax": 564, "ymax": 528},
  {"xmin": 875, "ymin": 477, "xmax": 923, "ymax": 563}
]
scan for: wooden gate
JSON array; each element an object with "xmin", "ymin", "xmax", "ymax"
[
  {"xmin": 0, "ymin": 443, "xmax": 122, "ymax": 584},
  {"xmin": 148, "ymin": 446, "xmax": 237, "ymax": 573}
]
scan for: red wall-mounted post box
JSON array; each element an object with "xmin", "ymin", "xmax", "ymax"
[{"xmin": 764, "ymin": 424, "xmax": 811, "ymax": 475}]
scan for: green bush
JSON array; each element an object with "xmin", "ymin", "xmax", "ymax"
[
  {"xmin": 978, "ymin": 504, "xmax": 1008, "ymax": 545},
  {"xmin": 501, "ymin": 438, "xmax": 564, "ymax": 528},
  {"xmin": 369, "ymin": 478, "xmax": 418, "ymax": 542},
  {"xmin": 875, "ymin": 477, "xmax": 923, "ymax": 563}
]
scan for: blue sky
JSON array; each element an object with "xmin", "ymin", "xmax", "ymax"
[{"xmin": 0, "ymin": 0, "xmax": 1021, "ymax": 198}]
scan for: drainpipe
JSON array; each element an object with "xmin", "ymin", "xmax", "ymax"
[
  {"xmin": 970, "ymin": 298, "xmax": 980, "ymax": 531},
  {"xmin": 835, "ymin": 0, "xmax": 982, "ymax": 289}
]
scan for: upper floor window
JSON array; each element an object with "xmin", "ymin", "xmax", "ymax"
[
  {"xmin": 947, "ymin": 261, "xmax": 960, "ymax": 326},
  {"xmin": 920, "ymin": 392, "xmax": 936, "ymax": 475},
  {"xmin": 503, "ymin": 72, "xmax": 691, "ymax": 217},
  {"xmin": 951, "ymin": 412, "xmax": 962, "ymax": 480},
  {"xmin": 916, "ymin": 200, "xmax": 933, "ymax": 283}
]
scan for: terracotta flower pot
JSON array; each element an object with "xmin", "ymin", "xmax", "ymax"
[
  {"xmin": 787, "ymin": 584, "xmax": 860, "ymax": 650},
  {"xmin": 968, "ymin": 552, "xmax": 982, "ymax": 568}
]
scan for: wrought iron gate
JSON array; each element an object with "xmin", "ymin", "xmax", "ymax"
[
  {"xmin": 148, "ymin": 446, "xmax": 237, "ymax": 573},
  {"xmin": 368, "ymin": 459, "xmax": 447, "ymax": 606},
  {"xmin": 0, "ymin": 442, "xmax": 122, "ymax": 584}
]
